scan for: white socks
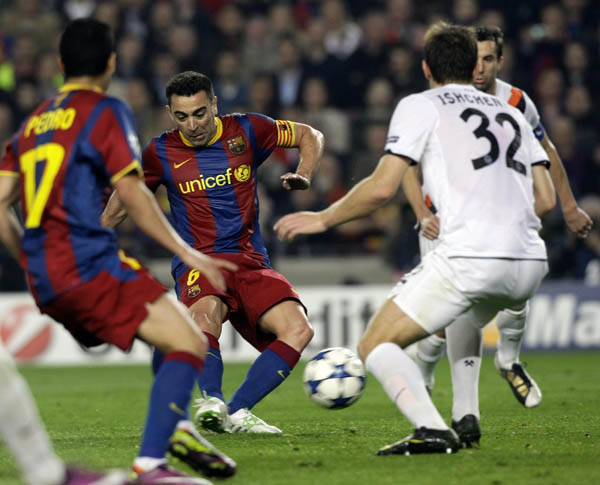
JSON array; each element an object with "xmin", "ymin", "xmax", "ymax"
[
  {"xmin": 366, "ymin": 343, "xmax": 448, "ymax": 430},
  {"xmin": 0, "ymin": 359, "xmax": 65, "ymax": 485},
  {"xmin": 415, "ymin": 334, "xmax": 446, "ymax": 389},
  {"xmin": 495, "ymin": 305, "xmax": 528, "ymax": 368},
  {"xmin": 446, "ymin": 313, "xmax": 483, "ymax": 421}
]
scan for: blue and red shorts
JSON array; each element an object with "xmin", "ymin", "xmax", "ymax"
[
  {"xmin": 38, "ymin": 255, "xmax": 166, "ymax": 351},
  {"xmin": 174, "ymin": 253, "xmax": 305, "ymax": 352}
]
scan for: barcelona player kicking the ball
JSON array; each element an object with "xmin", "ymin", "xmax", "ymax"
[{"xmin": 103, "ymin": 71, "xmax": 324, "ymax": 436}]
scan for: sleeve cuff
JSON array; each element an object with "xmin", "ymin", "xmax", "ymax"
[
  {"xmin": 0, "ymin": 170, "xmax": 19, "ymax": 177},
  {"xmin": 384, "ymin": 150, "xmax": 418, "ymax": 165},
  {"xmin": 111, "ymin": 160, "xmax": 142, "ymax": 184},
  {"xmin": 531, "ymin": 160, "xmax": 551, "ymax": 169}
]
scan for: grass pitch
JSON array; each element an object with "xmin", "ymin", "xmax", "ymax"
[{"xmin": 0, "ymin": 351, "xmax": 598, "ymax": 484}]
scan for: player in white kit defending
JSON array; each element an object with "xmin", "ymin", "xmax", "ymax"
[
  {"xmin": 274, "ymin": 22, "xmax": 556, "ymax": 455},
  {"xmin": 404, "ymin": 25, "xmax": 593, "ymax": 447}
]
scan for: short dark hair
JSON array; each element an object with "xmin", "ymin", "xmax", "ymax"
[
  {"xmin": 423, "ymin": 22, "xmax": 477, "ymax": 84},
  {"xmin": 165, "ymin": 71, "xmax": 214, "ymax": 105},
  {"xmin": 59, "ymin": 18, "xmax": 114, "ymax": 78},
  {"xmin": 474, "ymin": 25, "xmax": 504, "ymax": 58}
]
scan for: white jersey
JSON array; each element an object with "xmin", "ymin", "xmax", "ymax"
[
  {"xmin": 495, "ymin": 78, "xmax": 545, "ymax": 140},
  {"xmin": 385, "ymin": 83, "xmax": 549, "ymax": 260}
]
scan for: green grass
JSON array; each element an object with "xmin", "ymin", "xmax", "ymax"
[{"xmin": 1, "ymin": 352, "xmax": 599, "ymax": 484}]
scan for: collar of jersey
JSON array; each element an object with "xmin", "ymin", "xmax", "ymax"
[
  {"xmin": 444, "ymin": 82, "xmax": 476, "ymax": 90},
  {"xmin": 178, "ymin": 118, "xmax": 223, "ymax": 147},
  {"xmin": 59, "ymin": 83, "xmax": 103, "ymax": 94}
]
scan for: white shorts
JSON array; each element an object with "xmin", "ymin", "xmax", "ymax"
[
  {"xmin": 418, "ymin": 231, "xmax": 439, "ymax": 258},
  {"xmin": 389, "ymin": 250, "xmax": 548, "ymax": 335}
]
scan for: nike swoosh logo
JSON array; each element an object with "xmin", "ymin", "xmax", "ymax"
[
  {"xmin": 277, "ymin": 370, "xmax": 287, "ymax": 379},
  {"xmin": 169, "ymin": 402, "xmax": 187, "ymax": 416},
  {"xmin": 174, "ymin": 157, "xmax": 193, "ymax": 169}
]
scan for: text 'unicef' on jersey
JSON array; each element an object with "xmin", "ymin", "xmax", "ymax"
[{"xmin": 176, "ymin": 165, "xmax": 252, "ymax": 195}]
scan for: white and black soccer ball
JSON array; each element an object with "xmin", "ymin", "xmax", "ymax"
[{"xmin": 303, "ymin": 347, "xmax": 366, "ymax": 409}]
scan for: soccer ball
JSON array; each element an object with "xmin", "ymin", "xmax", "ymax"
[{"xmin": 303, "ymin": 347, "xmax": 366, "ymax": 409}]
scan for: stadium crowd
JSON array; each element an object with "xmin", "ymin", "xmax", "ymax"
[{"xmin": 0, "ymin": 0, "xmax": 598, "ymax": 290}]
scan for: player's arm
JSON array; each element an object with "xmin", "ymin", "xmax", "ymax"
[
  {"xmin": 114, "ymin": 174, "xmax": 237, "ymax": 290},
  {"xmin": 102, "ymin": 139, "xmax": 162, "ymax": 228},
  {"xmin": 280, "ymin": 122, "xmax": 324, "ymax": 190},
  {"xmin": 0, "ymin": 174, "xmax": 22, "ymax": 260},
  {"xmin": 275, "ymin": 153, "xmax": 408, "ymax": 241},
  {"xmin": 401, "ymin": 165, "xmax": 439, "ymax": 240},
  {"xmin": 540, "ymin": 133, "xmax": 592, "ymax": 237},
  {"xmin": 532, "ymin": 162, "xmax": 556, "ymax": 217},
  {"xmin": 101, "ymin": 190, "xmax": 127, "ymax": 228}
]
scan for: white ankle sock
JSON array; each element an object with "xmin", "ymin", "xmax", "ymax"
[{"xmin": 365, "ymin": 343, "xmax": 448, "ymax": 430}]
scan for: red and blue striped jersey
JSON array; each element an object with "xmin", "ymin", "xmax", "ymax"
[
  {"xmin": 0, "ymin": 84, "xmax": 142, "ymax": 304},
  {"xmin": 143, "ymin": 113, "xmax": 295, "ymax": 272}
]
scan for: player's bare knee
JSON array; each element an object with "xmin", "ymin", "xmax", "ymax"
[
  {"xmin": 260, "ymin": 301, "xmax": 313, "ymax": 351},
  {"xmin": 189, "ymin": 296, "xmax": 227, "ymax": 337},
  {"xmin": 279, "ymin": 318, "xmax": 313, "ymax": 351},
  {"xmin": 294, "ymin": 320, "xmax": 314, "ymax": 348},
  {"xmin": 173, "ymin": 314, "xmax": 208, "ymax": 357},
  {"xmin": 181, "ymin": 330, "xmax": 207, "ymax": 358},
  {"xmin": 162, "ymin": 328, "xmax": 206, "ymax": 357},
  {"xmin": 191, "ymin": 310, "xmax": 222, "ymax": 338},
  {"xmin": 140, "ymin": 294, "xmax": 207, "ymax": 357}
]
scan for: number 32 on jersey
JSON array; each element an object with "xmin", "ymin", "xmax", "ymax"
[{"xmin": 461, "ymin": 108, "xmax": 526, "ymax": 175}]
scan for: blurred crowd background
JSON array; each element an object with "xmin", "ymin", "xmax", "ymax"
[{"xmin": 0, "ymin": 0, "xmax": 599, "ymax": 291}]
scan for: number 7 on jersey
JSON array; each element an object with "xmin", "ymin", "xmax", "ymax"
[{"xmin": 20, "ymin": 142, "xmax": 65, "ymax": 228}]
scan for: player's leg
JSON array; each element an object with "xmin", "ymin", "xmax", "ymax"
[
  {"xmin": 133, "ymin": 293, "xmax": 235, "ymax": 481},
  {"xmin": 190, "ymin": 296, "xmax": 229, "ymax": 401},
  {"xmin": 172, "ymin": 263, "xmax": 235, "ymax": 434},
  {"xmin": 358, "ymin": 299, "xmax": 460, "ymax": 455},
  {"xmin": 409, "ymin": 230, "xmax": 446, "ymax": 392},
  {"xmin": 445, "ymin": 312, "xmax": 483, "ymax": 447},
  {"xmin": 494, "ymin": 302, "xmax": 542, "ymax": 407},
  {"xmin": 226, "ymin": 300, "xmax": 313, "ymax": 433},
  {"xmin": 496, "ymin": 303, "xmax": 528, "ymax": 368},
  {"xmin": 492, "ymin": 259, "xmax": 548, "ymax": 409},
  {"xmin": 188, "ymin": 296, "xmax": 231, "ymax": 434},
  {"xmin": 411, "ymin": 330, "xmax": 446, "ymax": 393},
  {"xmin": 0, "ymin": 342, "xmax": 130, "ymax": 485},
  {"xmin": 358, "ymin": 253, "xmax": 501, "ymax": 455},
  {"xmin": 0, "ymin": 343, "xmax": 65, "ymax": 485}
]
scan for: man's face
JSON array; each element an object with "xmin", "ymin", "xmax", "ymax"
[
  {"xmin": 473, "ymin": 40, "xmax": 502, "ymax": 93},
  {"xmin": 167, "ymin": 90, "xmax": 218, "ymax": 147}
]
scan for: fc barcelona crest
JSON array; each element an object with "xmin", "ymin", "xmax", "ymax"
[
  {"xmin": 187, "ymin": 284, "xmax": 202, "ymax": 298},
  {"xmin": 226, "ymin": 135, "xmax": 247, "ymax": 155}
]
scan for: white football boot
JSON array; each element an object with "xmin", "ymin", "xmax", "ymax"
[
  {"xmin": 193, "ymin": 394, "xmax": 231, "ymax": 433},
  {"xmin": 494, "ymin": 353, "xmax": 542, "ymax": 408},
  {"xmin": 228, "ymin": 408, "xmax": 282, "ymax": 434}
]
